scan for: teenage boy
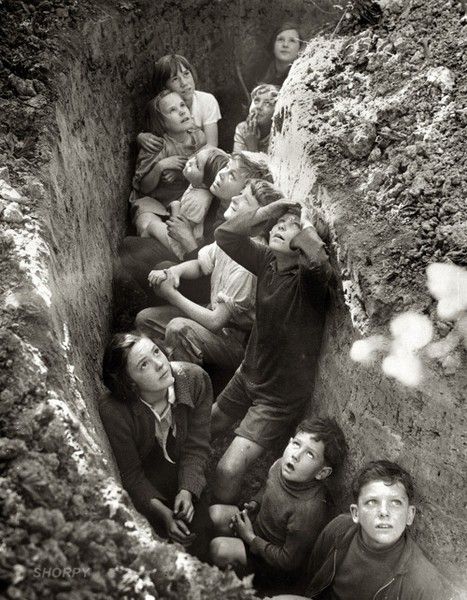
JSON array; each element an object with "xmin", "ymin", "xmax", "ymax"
[
  {"xmin": 272, "ymin": 460, "xmax": 454, "ymax": 600},
  {"xmin": 209, "ymin": 417, "xmax": 347, "ymax": 590},
  {"xmin": 135, "ymin": 179, "xmax": 283, "ymax": 371},
  {"xmin": 211, "ymin": 199, "xmax": 331, "ymax": 503}
]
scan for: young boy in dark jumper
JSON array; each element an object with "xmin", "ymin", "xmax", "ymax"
[
  {"xmin": 209, "ymin": 417, "xmax": 347, "ymax": 590},
  {"xmin": 272, "ymin": 460, "xmax": 454, "ymax": 600},
  {"xmin": 211, "ymin": 199, "xmax": 331, "ymax": 503}
]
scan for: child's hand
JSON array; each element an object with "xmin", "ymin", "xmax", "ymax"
[
  {"xmin": 231, "ymin": 510, "xmax": 255, "ymax": 545},
  {"xmin": 173, "ymin": 490, "xmax": 194, "ymax": 524},
  {"xmin": 157, "ymin": 278, "xmax": 178, "ymax": 301},
  {"xmin": 148, "ymin": 269, "xmax": 167, "ymax": 287},
  {"xmin": 165, "ymin": 267, "xmax": 180, "ymax": 289},
  {"xmin": 161, "ymin": 171, "xmax": 176, "ymax": 183},
  {"xmin": 256, "ymin": 199, "xmax": 300, "ymax": 221},
  {"xmin": 301, "ymin": 206, "xmax": 330, "ymax": 243},
  {"xmin": 160, "ymin": 156, "xmax": 187, "ymax": 171},
  {"xmin": 243, "ymin": 500, "xmax": 260, "ymax": 518},
  {"xmin": 138, "ymin": 132, "xmax": 164, "ymax": 153}
]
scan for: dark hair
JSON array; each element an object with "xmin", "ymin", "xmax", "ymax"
[
  {"xmin": 102, "ymin": 331, "xmax": 162, "ymax": 403},
  {"xmin": 146, "ymin": 89, "xmax": 178, "ymax": 136},
  {"xmin": 153, "ymin": 54, "xmax": 197, "ymax": 94},
  {"xmin": 268, "ymin": 21, "xmax": 305, "ymax": 53},
  {"xmin": 203, "ymin": 148, "xmax": 229, "ymax": 188},
  {"xmin": 231, "ymin": 151, "xmax": 273, "ymax": 183},
  {"xmin": 296, "ymin": 416, "xmax": 348, "ymax": 471},
  {"xmin": 352, "ymin": 460, "xmax": 415, "ymax": 503}
]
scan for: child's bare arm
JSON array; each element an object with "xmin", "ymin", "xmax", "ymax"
[
  {"xmin": 140, "ymin": 156, "xmax": 187, "ymax": 194},
  {"xmin": 203, "ymin": 123, "xmax": 218, "ymax": 147}
]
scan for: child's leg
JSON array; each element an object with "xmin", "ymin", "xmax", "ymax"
[
  {"xmin": 209, "ymin": 536, "xmax": 247, "ymax": 570},
  {"xmin": 209, "ymin": 504, "xmax": 240, "ymax": 536},
  {"xmin": 135, "ymin": 305, "xmax": 185, "ymax": 340},
  {"xmin": 165, "ymin": 318, "xmax": 245, "ymax": 369},
  {"xmin": 213, "ymin": 436, "xmax": 264, "ymax": 504},
  {"xmin": 143, "ymin": 216, "xmax": 172, "ymax": 247}
]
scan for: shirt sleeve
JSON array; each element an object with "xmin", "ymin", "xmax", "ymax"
[
  {"xmin": 176, "ymin": 364, "xmax": 212, "ymax": 499},
  {"xmin": 233, "ymin": 122, "xmax": 249, "ymax": 153},
  {"xmin": 132, "ymin": 143, "xmax": 169, "ymax": 195},
  {"xmin": 99, "ymin": 399, "xmax": 166, "ymax": 517},
  {"xmin": 215, "ymin": 210, "xmax": 271, "ymax": 276},
  {"xmin": 180, "ymin": 188, "xmax": 213, "ymax": 224},
  {"xmin": 250, "ymin": 497, "xmax": 328, "ymax": 572},
  {"xmin": 197, "ymin": 242, "xmax": 217, "ymax": 275},
  {"xmin": 214, "ymin": 262, "xmax": 256, "ymax": 319},
  {"xmin": 200, "ymin": 92, "xmax": 221, "ymax": 125}
]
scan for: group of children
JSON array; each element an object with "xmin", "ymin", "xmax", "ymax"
[{"xmin": 103, "ymin": 27, "xmax": 455, "ymax": 600}]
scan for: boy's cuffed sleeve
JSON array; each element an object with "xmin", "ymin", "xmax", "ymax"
[
  {"xmin": 177, "ymin": 365, "xmax": 212, "ymax": 499},
  {"xmin": 99, "ymin": 400, "xmax": 166, "ymax": 516}
]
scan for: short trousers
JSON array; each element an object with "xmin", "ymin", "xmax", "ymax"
[
  {"xmin": 245, "ymin": 546, "xmax": 301, "ymax": 593},
  {"xmin": 216, "ymin": 368, "xmax": 306, "ymax": 449}
]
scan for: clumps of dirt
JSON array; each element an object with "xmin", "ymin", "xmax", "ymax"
[{"xmin": 286, "ymin": 0, "xmax": 467, "ymax": 327}]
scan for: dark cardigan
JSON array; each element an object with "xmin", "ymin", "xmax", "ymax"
[{"xmin": 99, "ymin": 361, "xmax": 212, "ymax": 519}]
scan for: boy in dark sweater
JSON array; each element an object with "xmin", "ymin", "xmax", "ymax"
[
  {"xmin": 272, "ymin": 461, "xmax": 454, "ymax": 600},
  {"xmin": 212, "ymin": 199, "xmax": 331, "ymax": 503},
  {"xmin": 209, "ymin": 417, "xmax": 347, "ymax": 589}
]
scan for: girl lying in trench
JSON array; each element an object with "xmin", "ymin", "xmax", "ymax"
[{"xmin": 99, "ymin": 332, "xmax": 212, "ymax": 560}]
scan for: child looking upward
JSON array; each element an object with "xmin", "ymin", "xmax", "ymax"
[
  {"xmin": 233, "ymin": 84, "xmax": 279, "ymax": 153},
  {"xmin": 210, "ymin": 417, "xmax": 347, "ymax": 590},
  {"xmin": 212, "ymin": 200, "xmax": 332, "ymax": 504},
  {"xmin": 140, "ymin": 54, "xmax": 221, "ymax": 148},
  {"xmin": 272, "ymin": 461, "xmax": 454, "ymax": 600},
  {"xmin": 135, "ymin": 179, "xmax": 283, "ymax": 373},
  {"xmin": 131, "ymin": 90, "xmax": 206, "ymax": 238}
]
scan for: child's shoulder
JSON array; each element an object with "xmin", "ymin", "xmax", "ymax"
[{"xmin": 194, "ymin": 89, "xmax": 217, "ymax": 103}]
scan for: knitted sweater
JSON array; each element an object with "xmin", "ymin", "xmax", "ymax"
[{"xmin": 250, "ymin": 460, "xmax": 329, "ymax": 572}]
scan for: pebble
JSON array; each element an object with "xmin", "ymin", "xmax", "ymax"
[
  {"xmin": 0, "ymin": 167, "xmax": 10, "ymax": 183},
  {"xmin": 0, "ymin": 182, "xmax": 22, "ymax": 203},
  {"xmin": 2, "ymin": 203, "xmax": 24, "ymax": 224}
]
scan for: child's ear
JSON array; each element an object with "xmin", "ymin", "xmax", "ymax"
[
  {"xmin": 315, "ymin": 466, "xmax": 332, "ymax": 480},
  {"xmin": 406, "ymin": 505, "xmax": 416, "ymax": 527},
  {"xmin": 350, "ymin": 504, "xmax": 359, "ymax": 524}
]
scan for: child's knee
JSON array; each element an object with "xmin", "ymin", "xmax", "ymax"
[
  {"xmin": 209, "ymin": 504, "xmax": 224, "ymax": 527},
  {"xmin": 216, "ymin": 455, "xmax": 244, "ymax": 482},
  {"xmin": 209, "ymin": 538, "xmax": 233, "ymax": 568},
  {"xmin": 166, "ymin": 317, "xmax": 192, "ymax": 340}
]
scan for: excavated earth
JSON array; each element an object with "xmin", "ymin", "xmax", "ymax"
[{"xmin": 0, "ymin": 0, "xmax": 466, "ymax": 598}]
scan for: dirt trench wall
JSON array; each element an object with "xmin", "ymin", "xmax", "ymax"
[
  {"xmin": 270, "ymin": 1, "xmax": 467, "ymax": 591},
  {"xmin": 0, "ymin": 1, "xmax": 344, "ymax": 597}
]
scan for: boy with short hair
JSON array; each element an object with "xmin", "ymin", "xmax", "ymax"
[
  {"xmin": 209, "ymin": 151, "xmax": 273, "ymax": 202},
  {"xmin": 135, "ymin": 179, "xmax": 283, "ymax": 371},
  {"xmin": 211, "ymin": 199, "xmax": 332, "ymax": 503},
  {"xmin": 209, "ymin": 417, "xmax": 347, "ymax": 588},
  {"xmin": 272, "ymin": 460, "xmax": 454, "ymax": 600},
  {"xmin": 233, "ymin": 84, "xmax": 280, "ymax": 153}
]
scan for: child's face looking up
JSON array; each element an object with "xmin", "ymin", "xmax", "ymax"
[
  {"xmin": 350, "ymin": 481, "xmax": 416, "ymax": 550},
  {"xmin": 274, "ymin": 29, "xmax": 301, "ymax": 64},
  {"xmin": 166, "ymin": 66, "xmax": 195, "ymax": 104},
  {"xmin": 268, "ymin": 212, "xmax": 301, "ymax": 256},
  {"xmin": 183, "ymin": 148, "xmax": 210, "ymax": 187},
  {"xmin": 209, "ymin": 158, "xmax": 247, "ymax": 202},
  {"xmin": 159, "ymin": 92, "xmax": 193, "ymax": 135},
  {"xmin": 224, "ymin": 184, "xmax": 259, "ymax": 219},
  {"xmin": 281, "ymin": 432, "xmax": 331, "ymax": 483},
  {"xmin": 250, "ymin": 91, "xmax": 277, "ymax": 126}
]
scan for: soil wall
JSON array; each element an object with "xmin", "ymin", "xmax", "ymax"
[{"xmin": 270, "ymin": 2, "xmax": 467, "ymax": 590}]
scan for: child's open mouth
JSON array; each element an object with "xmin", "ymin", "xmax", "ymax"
[{"xmin": 285, "ymin": 462, "xmax": 295, "ymax": 471}]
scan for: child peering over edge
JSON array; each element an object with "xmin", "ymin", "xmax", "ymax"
[
  {"xmin": 209, "ymin": 417, "xmax": 348, "ymax": 592},
  {"xmin": 211, "ymin": 199, "xmax": 332, "ymax": 504},
  {"xmin": 272, "ymin": 460, "xmax": 455, "ymax": 600}
]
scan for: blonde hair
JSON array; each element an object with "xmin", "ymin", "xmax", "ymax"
[{"xmin": 251, "ymin": 83, "xmax": 280, "ymax": 102}]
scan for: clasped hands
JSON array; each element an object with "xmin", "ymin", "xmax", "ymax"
[
  {"xmin": 148, "ymin": 267, "xmax": 180, "ymax": 300},
  {"xmin": 228, "ymin": 501, "xmax": 258, "ymax": 545},
  {"xmin": 151, "ymin": 489, "xmax": 196, "ymax": 547}
]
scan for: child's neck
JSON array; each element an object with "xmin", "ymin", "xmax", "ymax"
[
  {"xmin": 274, "ymin": 252, "xmax": 299, "ymax": 271},
  {"xmin": 275, "ymin": 58, "xmax": 290, "ymax": 74},
  {"xmin": 167, "ymin": 130, "xmax": 190, "ymax": 143},
  {"xmin": 140, "ymin": 388, "xmax": 168, "ymax": 415}
]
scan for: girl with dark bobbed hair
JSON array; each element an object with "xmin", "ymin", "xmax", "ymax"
[
  {"xmin": 258, "ymin": 21, "xmax": 305, "ymax": 89},
  {"xmin": 100, "ymin": 331, "xmax": 212, "ymax": 558}
]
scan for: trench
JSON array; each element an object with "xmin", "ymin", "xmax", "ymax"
[{"xmin": 1, "ymin": 0, "xmax": 466, "ymax": 597}]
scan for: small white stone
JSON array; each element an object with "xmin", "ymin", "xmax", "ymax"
[
  {"xmin": 0, "ymin": 182, "xmax": 22, "ymax": 202},
  {"xmin": 2, "ymin": 202, "xmax": 24, "ymax": 223}
]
